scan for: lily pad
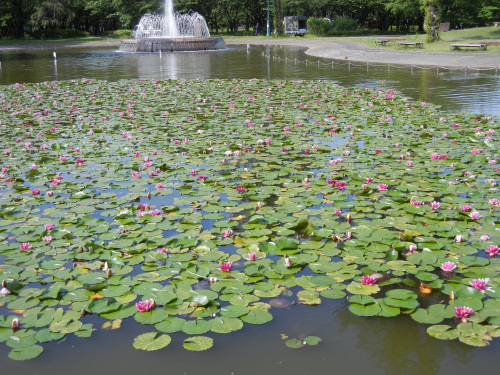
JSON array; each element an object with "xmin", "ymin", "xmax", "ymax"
[
  {"xmin": 133, "ymin": 332, "xmax": 171, "ymax": 351},
  {"xmin": 183, "ymin": 336, "xmax": 213, "ymax": 351}
]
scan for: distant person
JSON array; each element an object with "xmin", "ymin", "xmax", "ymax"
[{"xmin": 255, "ymin": 23, "xmax": 260, "ymax": 36}]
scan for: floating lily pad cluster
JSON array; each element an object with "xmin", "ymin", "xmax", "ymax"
[{"xmin": 0, "ymin": 78, "xmax": 499, "ymax": 359}]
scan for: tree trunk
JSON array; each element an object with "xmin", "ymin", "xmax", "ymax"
[
  {"xmin": 273, "ymin": 0, "xmax": 283, "ymax": 36},
  {"xmin": 424, "ymin": 0, "xmax": 440, "ymax": 42}
]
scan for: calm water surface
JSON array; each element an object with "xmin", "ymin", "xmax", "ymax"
[
  {"xmin": 1, "ymin": 45, "xmax": 499, "ymax": 375},
  {"xmin": 1, "ymin": 44, "xmax": 500, "ymax": 116}
]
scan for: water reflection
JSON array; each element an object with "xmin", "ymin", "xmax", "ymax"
[{"xmin": 1, "ymin": 45, "xmax": 499, "ymax": 116}]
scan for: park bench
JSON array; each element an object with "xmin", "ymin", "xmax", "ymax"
[
  {"xmin": 450, "ymin": 43, "xmax": 487, "ymax": 51},
  {"xmin": 398, "ymin": 42, "xmax": 424, "ymax": 48},
  {"xmin": 375, "ymin": 40, "xmax": 390, "ymax": 46}
]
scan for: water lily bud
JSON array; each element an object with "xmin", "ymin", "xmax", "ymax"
[
  {"xmin": 106, "ymin": 268, "xmax": 112, "ymax": 276},
  {"xmin": 449, "ymin": 291, "xmax": 457, "ymax": 300},
  {"xmin": 256, "ymin": 201, "xmax": 264, "ymax": 209},
  {"xmin": 12, "ymin": 318, "xmax": 20, "ymax": 330},
  {"xmin": 345, "ymin": 214, "xmax": 352, "ymax": 223},
  {"xmin": 199, "ymin": 225, "xmax": 204, "ymax": 231},
  {"xmin": 103, "ymin": 261, "xmax": 110, "ymax": 271},
  {"xmin": 147, "ymin": 192, "xmax": 151, "ymax": 199},
  {"xmin": 78, "ymin": 246, "xmax": 83, "ymax": 253},
  {"xmin": 454, "ymin": 234, "xmax": 464, "ymax": 243},
  {"xmin": 81, "ymin": 309, "xmax": 87, "ymax": 316},
  {"xmin": 208, "ymin": 276, "xmax": 217, "ymax": 283},
  {"xmin": 345, "ymin": 231, "xmax": 352, "ymax": 239},
  {"xmin": 1, "ymin": 280, "xmax": 6, "ymax": 287}
]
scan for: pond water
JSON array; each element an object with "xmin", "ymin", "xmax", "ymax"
[
  {"xmin": 1, "ymin": 44, "xmax": 499, "ymax": 375},
  {"xmin": 1, "ymin": 44, "xmax": 500, "ymax": 116}
]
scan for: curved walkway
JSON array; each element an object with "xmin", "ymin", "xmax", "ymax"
[{"xmin": 225, "ymin": 38, "xmax": 500, "ymax": 69}]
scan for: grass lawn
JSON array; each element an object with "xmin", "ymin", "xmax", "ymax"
[{"xmin": 341, "ymin": 36, "xmax": 500, "ymax": 53}]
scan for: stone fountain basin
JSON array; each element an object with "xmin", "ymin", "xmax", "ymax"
[{"xmin": 119, "ymin": 37, "xmax": 226, "ymax": 52}]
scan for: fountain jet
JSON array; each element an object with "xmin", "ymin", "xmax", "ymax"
[{"xmin": 120, "ymin": 0, "xmax": 225, "ymax": 52}]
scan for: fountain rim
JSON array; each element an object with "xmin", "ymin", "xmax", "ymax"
[{"xmin": 119, "ymin": 37, "xmax": 227, "ymax": 53}]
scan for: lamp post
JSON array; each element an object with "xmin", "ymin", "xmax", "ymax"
[{"xmin": 266, "ymin": 0, "xmax": 270, "ymax": 37}]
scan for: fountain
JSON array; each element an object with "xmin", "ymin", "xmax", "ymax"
[{"xmin": 119, "ymin": 0, "xmax": 225, "ymax": 52}]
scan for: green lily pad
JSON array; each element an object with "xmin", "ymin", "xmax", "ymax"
[
  {"xmin": 133, "ymin": 332, "xmax": 171, "ymax": 351},
  {"xmin": 181, "ymin": 320, "xmax": 212, "ymax": 335},
  {"xmin": 183, "ymin": 336, "xmax": 213, "ymax": 351},
  {"xmin": 8, "ymin": 344, "xmax": 44, "ymax": 361}
]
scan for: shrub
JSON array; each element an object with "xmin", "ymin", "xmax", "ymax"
[
  {"xmin": 307, "ymin": 18, "xmax": 331, "ymax": 36},
  {"xmin": 106, "ymin": 30, "xmax": 133, "ymax": 37},
  {"xmin": 331, "ymin": 17, "xmax": 358, "ymax": 32}
]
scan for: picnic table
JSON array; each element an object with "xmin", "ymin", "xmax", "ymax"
[
  {"xmin": 375, "ymin": 40, "xmax": 390, "ymax": 46},
  {"xmin": 398, "ymin": 42, "xmax": 424, "ymax": 48},
  {"xmin": 450, "ymin": 43, "xmax": 487, "ymax": 51}
]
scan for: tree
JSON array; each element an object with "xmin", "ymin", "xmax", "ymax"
[
  {"xmin": 273, "ymin": 0, "xmax": 283, "ymax": 35},
  {"xmin": 0, "ymin": 0, "xmax": 39, "ymax": 37},
  {"xmin": 423, "ymin": 0, "xmax": 440, "ymax": 42},
  {"xmin": 30, "ymin": 0, "xmax": 73, "ymax": 29},
  {"xmin": 386, "ymin": 0, "xmax": 424, "ymax": 31},
  {"xmin": 111, "ymin": 0, "xmax": 163, "ymax": 29}
]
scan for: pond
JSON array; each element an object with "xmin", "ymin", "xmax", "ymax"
[
  {"xmin": 0, "ymin": 44, "xmax": 499, "ymax": 375},
  {"xmin": 1, "ymin": 44, "xmax": 500, "ymax": 116}
]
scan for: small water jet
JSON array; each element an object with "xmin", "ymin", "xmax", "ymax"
[{"xmin": 119, "ymin": 0, "xmax": 225, "ymax": 52}]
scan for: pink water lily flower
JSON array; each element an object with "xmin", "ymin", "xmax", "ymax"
[
  {"xmin": 469, "ymin": 278, "xmax": 493, "ymax": 293},
  {"xmin": 219, "ymin": 261, "xmax": 233, "ymax": 272},
  {"xmin": 248, "ymin": 252, "xmax": 257, "ymax": 261},
  {"xmin": 454, "ymin": 306, "xmax": 473, "ymax": 322},
  {"xmin": 360, "ymin": 275, "xmax": 377, "ymax": 286},
  {"xmin": 235, "ymin": 187, "xmax": 247, "ymax": 192},
  {"xmin": 469, "ymin": 211, "xmax": 481, "ymax": 220},
  {"xmin": 19, "ymin": 242, "xmax": 31, "ymax": 251},
  {"xmin": 136, "ymin": 299, "xmax": 156, "ymax": 312},
  {"xmin": 486, "ymin": 245, "xmax": 499, "ymax": 257},
  {"xmin": 440, "ymin": 261, "xmax": 456, "ymax": 272},
  {"xmin": 222, "ymin": 229, "xmax": 233, "ymax": 238},
  {"xmin": 461, "ymin": 205, "xmax": 472, "ymax": 212},
  {"xmin": 430, "ymin": 201, "xmax": 440, "ymax": 210},
  {"xmin": 378, "ymin": 184, "xmax": 388, "ymax": 191}
]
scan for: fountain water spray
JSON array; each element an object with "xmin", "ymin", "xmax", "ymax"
[
  {"xmin": 120, "ymin": 0, "xmax": 225, "ymax": 52},
  {"xmin": 133, "ymin": 0, "xmax": 210, "ymax": 39}
]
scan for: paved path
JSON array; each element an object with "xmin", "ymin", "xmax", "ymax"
[{"xmin": 225, "ymin": 38, "xmax": 500, "ymax": 69}]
